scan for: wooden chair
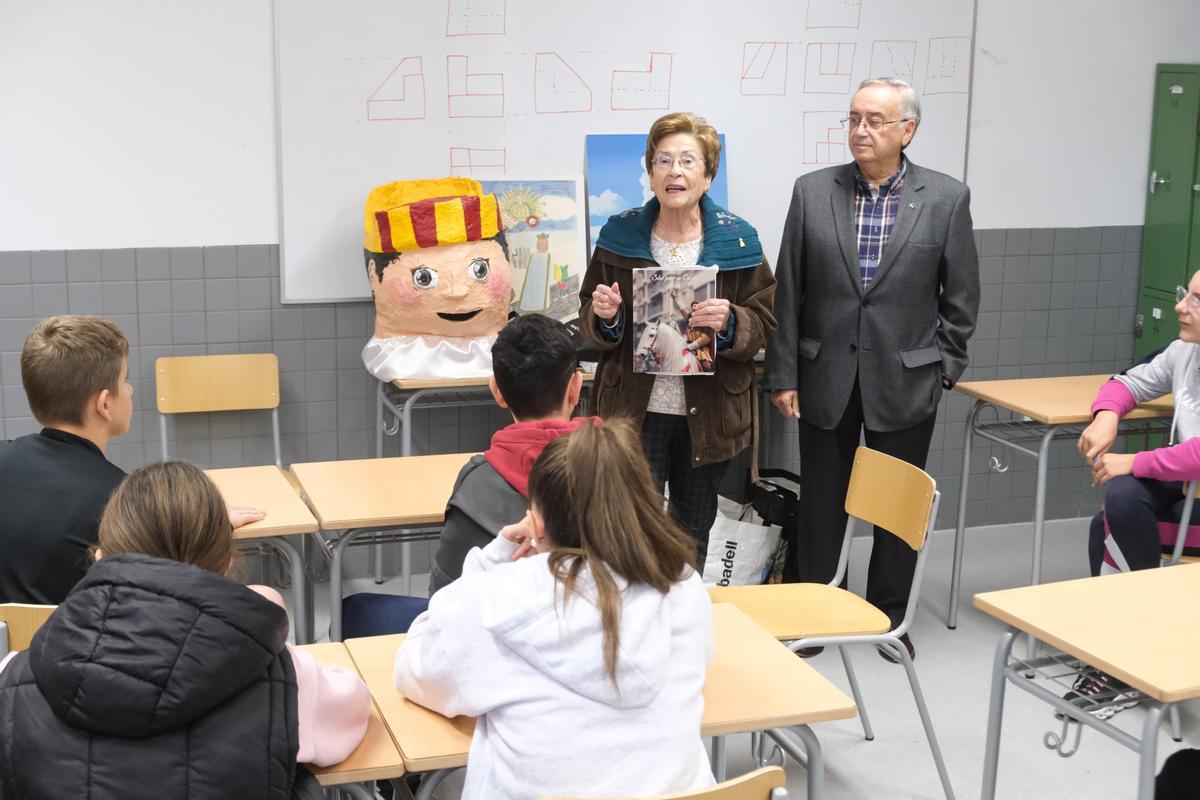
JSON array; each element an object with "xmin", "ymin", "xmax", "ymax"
[
  {"xmin": 710, "ymin": 446, "xmax": 955, "ymax": 800},
  {"xmin": 538, "ymin": 766, "xmax": 787, "ymax": 799},
  {"xmin": 155, "ymin": 354, "xmax": 282, "ymax": 465},
  {"xmin": 0, "ymin": 603, "xmax": 56, "ymax": 657},
  {"xmin": 155, "ymin": 354, "xmax": 310, "ymax": 637}
]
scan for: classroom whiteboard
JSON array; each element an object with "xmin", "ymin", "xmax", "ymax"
[{"xmin": 276, "ymin": 0, "xmax": 976, "ymax": 303}]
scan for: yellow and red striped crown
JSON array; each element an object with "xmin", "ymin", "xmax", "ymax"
[{"xmin": 363, "ymin": 177, "xmax": 503, "ymax": 253}]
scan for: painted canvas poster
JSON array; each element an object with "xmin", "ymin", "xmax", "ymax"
[
  {"xmin": 584, "ymin": 134, "xmax": 729, "ymax": 253},
  {"xmin": 632, "ymin": 266, "xmax": 719, "ymax": 376},
  {"xmin": 480, "ymin": 178, "xmax": 586, "ymax": 323}
]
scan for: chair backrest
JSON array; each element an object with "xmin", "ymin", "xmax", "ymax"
[
  {"xmin": 0, "ymin": 603, "xmax": 56, "ymax": 655},
  {"xmin": 845, "ymin": 446, "xmax": 937, "ymax": 551},
  {"xmin": 538, "ymin": 766, "xmax": 787, "ymax": 800},
  {"xmin": 156, "ymin": 354, "xmax": 280, "ymax": 414},
  {"xmin": 155, "ymin": 354, "xmax": 282, "ymax": 465}
]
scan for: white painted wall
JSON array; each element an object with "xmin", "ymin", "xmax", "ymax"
[
  {"xmin": 967, "ymin": 0, "xmax": 1200, "ymax": 229},
  {"xmin": 0, "ymin": 1, "xmax": 278, "ymax": 250},
  {"xmin": 1, "ymin": 0, "xmax": 1197, "ymax": 251}
]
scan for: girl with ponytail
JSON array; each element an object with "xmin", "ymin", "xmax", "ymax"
[{"xmin": 394, "ymin": 418, "xmax": 715, "ymax": 800}]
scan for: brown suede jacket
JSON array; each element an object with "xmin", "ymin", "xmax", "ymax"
[{"xmin": 579, "ymin": 246, "xmax": 777, "ymax": 467}]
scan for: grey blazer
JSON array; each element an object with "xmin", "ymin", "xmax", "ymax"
[{"xmin": 764, "ymin": 160, "xmax": 980, "ymax": 432}]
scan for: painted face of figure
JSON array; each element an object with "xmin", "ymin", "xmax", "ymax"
[{"xmin": 369, "ymin": 239, "xmax": 512, "ymax": 339}]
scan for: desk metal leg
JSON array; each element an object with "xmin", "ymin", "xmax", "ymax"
[
  {"xmin": 336, "ymin": 783, "xmax": 377, "ymax": 800},
  {"xmin": 402, "ymin": 391, "xmax": 424, "ymax": 458},
  {"xmin": 258, "ymin": 538, "xmax": 308, "ymax": 645},
  {"xmin": 710, "ymin": 735, "xmax": 727, "ymax": 782},
  {"xmin": 376, "ymin": 380, "xmax": 386, "ymax": 458},
  {"xmin": 330, "ymin": 528, "xmax": 365, "ymax": 642},
  {"xmin": 1138, "ymin": 703, "xmax": 1164, "ymax": 800},
  {"xmin": 415, "ymin": 768, "xmax": 458, "ymax": 800},
  {"xmin": 949, "ymin": 399, "xmax": 985, "ymax": 629},
  {"xmin": 767, "ymin": 726, "xmax": 823, "ymax": 800},
  {"xmin": 1024, "ymin": 426, "xmax": 1056, "ymax": 662},
  {"xmin": 981, "ymin": 628, "xmax": 1018, "ymax": 800}
]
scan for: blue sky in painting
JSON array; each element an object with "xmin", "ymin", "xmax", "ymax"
[{"xmin": 584, "ymin": 134, "xmax": 729, "ymax": 248}]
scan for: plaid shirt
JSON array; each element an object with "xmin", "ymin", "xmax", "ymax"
[{"xmin": 854, "ymin": 157, "xmax": 907, "ymax": 290}]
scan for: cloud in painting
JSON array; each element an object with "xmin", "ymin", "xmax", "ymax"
[
  {"xmin": 539, "ymin": 194, "xmax": 579, "ymax": 222},
  {"xmin": 587, "ymin": 189, "xmax": 626, "ymax": 218}
]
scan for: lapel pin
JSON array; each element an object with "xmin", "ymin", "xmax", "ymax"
[
  {"xmin": 908, "ymin": 202, "xmax": 916, "ymax": 208},
  {"xmin": 738, "ymin": 237, "xmax": 745, "ymax": 247}
]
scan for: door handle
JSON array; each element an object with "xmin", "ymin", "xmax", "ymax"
[{"xmin": 1149, "ymin": 170, "xmax": 1171, "ymax": 194}]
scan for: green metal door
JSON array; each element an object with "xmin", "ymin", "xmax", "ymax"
[
  {"xmin": 1141, "ymin": 68, "xmax": 1200, "ymax": 294},
  {"xmin": 1135, "ymin": 287, "xmax": 1180, "ymax": 359}
]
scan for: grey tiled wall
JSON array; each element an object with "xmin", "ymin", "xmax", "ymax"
[{"xmin": 0, "ymin": 225, "xmax": 1143, "ymax": 542}]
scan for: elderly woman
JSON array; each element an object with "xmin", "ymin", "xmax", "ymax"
[{"xmin": 580, "ymin": 112, "xmax": 776, "ymax": 566}]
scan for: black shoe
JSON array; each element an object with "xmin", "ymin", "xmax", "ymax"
[
  {"xmin": 1057, "ymin": 667, "xmax": 1140, "ymax": 720},
  {"xmin": 795, "ymin": 646, "xmax": 824, "ymax": 658},
  {"xmin": 877, "ymin": 633, "xmax": 915, "ymax": 664}
]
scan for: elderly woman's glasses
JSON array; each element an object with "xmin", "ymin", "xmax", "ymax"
[
  {"xmin": 840, "ymin": 115, "xmax": 910, "ymax": 133},
  {"xmin": 651, "ymin": 153, "xmax": 702, "ymax": 172},
  {"xmin": 1176, "ymin": 285, "xmax": 1200, "ymax": 310}
]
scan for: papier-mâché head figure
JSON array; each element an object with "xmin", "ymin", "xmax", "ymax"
[{"xmin": 363, "ymin": 177, "xmax": 512, "ymax": 340}]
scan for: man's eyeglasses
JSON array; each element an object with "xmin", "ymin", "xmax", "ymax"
[
  {"xmin": 1176, "ymin": 285, "xmax": 1200, "ymax": 310},
  {"xmin": 840, "ymin": 115, "xmax": 911, "ymax": 133},
  {"xmin": 650, "ymin": 153, "xmax": 702, "ymax": 172}
]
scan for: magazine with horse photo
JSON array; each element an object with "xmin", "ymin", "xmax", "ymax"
[{"xmin": 631, "ymin": 266, "xmax": 719, "ymax": 376}]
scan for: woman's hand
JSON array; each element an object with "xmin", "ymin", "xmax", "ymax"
[
  {"xmin": 1078, "ymin": 411, "xmax": 1119, "ymax": 462},
  {"xmin": 688, "ymin": 298, "xmax": 731, "ymax": 332},
  {"xmin": 591, "ymin": 282, "xmax": 622, "ymax": 321},
  {"xmin": 499, "ymin": 511, "xmax": 540, "ymax": 560},
  {"xmin": 1091, "ymin": 452, "xmax": 1136, "ymax": 486}
]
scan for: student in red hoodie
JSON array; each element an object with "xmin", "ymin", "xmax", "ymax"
[{"xmin": 429, "ymin": 314, "xmax": 594, "ymax": 595}]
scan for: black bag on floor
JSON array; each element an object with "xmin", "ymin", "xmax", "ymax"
[{"xmin": 748, "ymin": 468, "xmax": 802, "ymax": 583}]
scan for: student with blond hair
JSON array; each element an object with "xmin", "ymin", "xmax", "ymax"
[
  {"xmin": 0, "ymin": 315, "xmax": 262, "ymax": 604},
  {"xmin": 0, "ymin": 461, "xmax": 370, "ymax": 799},
  {"xmin": 394, "ymin": 419, "xmax": 715, "ymax": 800}
]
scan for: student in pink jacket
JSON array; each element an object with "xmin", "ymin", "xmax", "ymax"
[
  {"xmin": 1070, "ymin": 270, "xmax": 1200, "ymax": 719},
  {"xmin": 0, "ymin": 461, "xmax": 369, "ymax": 798}
]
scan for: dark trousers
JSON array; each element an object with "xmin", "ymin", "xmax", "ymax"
[
  {"xmin": 641, "ymin": 412, "xmax": 730, "ymax": 570},
  {"xmin": 797, "ymin": 377, "xmax": 936, "ymax": 627},
  {"xmin": 1087, "ymin": 475, "xmax": 1197, "ymax": 575},
  {"xmin": 1157, "ymin": 749, "xmax": 1200, "ymax": 800}
]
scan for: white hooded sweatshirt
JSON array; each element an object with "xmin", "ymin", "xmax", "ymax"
[{"xmin": 393, "ymin": 535, "xmax": 715, "ymax": 800}]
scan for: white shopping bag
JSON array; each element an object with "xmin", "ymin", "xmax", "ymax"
[{"xmin": 702, "ymin": 499, "xmax": 782, "ymax": 587}]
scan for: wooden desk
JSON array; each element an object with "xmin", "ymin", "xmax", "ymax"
[
  {"xmin": 291, "ymin": 454, "xmax": 469, "ymax": 530},
  {"xmin": 376, "ymin": 372, "xmax": 595, "ymax": 458},
  {"xmin": 975, "ymin": 564, "xmax": 1200, "ymax": 800},
  {"xmin": 206, "ymin": 466, "xmax": 319, "ymax": 643},
  {"xmin": 291, "ymin": 454, "xmax": 475, "ymax": 640},
  {"xmin": 206, "ymin": 466, "xmax": 319, "ymax": 540},
  {"xmin": 346, "ymin": 603, "xmax": 854, "ymax": 798},
  {"xmin": 955, "ymin": 374, "xmax": 1173, "ymax": 426},
  {"xmin": 298, "ymin": 642, "xmax": 405, "ymax": 787},
  {"xmin": 947, "ymin": 375, "xmax": 1175, "ymax": 629}
]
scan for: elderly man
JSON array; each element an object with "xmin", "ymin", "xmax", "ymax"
[{"xmin": 765, "ymin": 77, "xmax": 979, "ymax": 662}]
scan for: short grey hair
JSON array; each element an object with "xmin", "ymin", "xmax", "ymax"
[{"xmin": 857, "ymin": 77, "xmax": 921, "ymax": 129}]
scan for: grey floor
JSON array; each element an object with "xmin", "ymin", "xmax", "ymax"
[{"xmin": 308, "ymin": 518, "xmax": 1196, "ymax": 799}]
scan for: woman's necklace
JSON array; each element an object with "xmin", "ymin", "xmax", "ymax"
[{"xmin": 654, "ymin": 220, "xmax": 701, "ymax": 260}]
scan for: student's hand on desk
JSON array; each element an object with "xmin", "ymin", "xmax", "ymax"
[
  {"xmin": 1091, "ymin": 452, "xmax": 1136, "ymax": 486},
  {"xmin": 500, "ymin": 511, "xmax": 540, "ymax": 560},
  {"xmin": 1078, "ymin": 411, "xmax": 1119, "ymax": 462},
  {"xmin": 770, "ymin": 389, "xmax": 801, "ymax": 419},
  {"xmin": 228, "ymin": 503, "xmax": 267, "ymax": 528}
]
